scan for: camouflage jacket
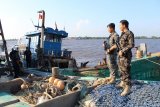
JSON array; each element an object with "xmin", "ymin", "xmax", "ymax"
[
  {"xmin": 106, "ymin": 31, "xmax": 119, "ymax": 55},
  {"xmin": 119, "ymin": 30, "xmax": 135, "ymax": 57}
]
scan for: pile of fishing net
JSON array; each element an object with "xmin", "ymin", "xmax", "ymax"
[
  {"xmin": 15, "ymin": 76, "xmax": 91, "ymax": 105},
  {"xmin": 80, "ymin": 80, "xmax": 160, "ymax": 107}
]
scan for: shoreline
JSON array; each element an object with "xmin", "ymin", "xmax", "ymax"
[
  {"xmin": 0, "ymin": 38, "xmax": 159, "ymax": 41},
  {"xmin": 64, "ymin": 37, "xmax": 160, "ymax": 40}
]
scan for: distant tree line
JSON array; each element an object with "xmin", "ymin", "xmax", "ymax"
[
  {"xmin": 0, "ymin": 39, "xmax": 17, "ymax": 42},
  {"xmin": 135, "ymin": 36, "xmax": 160, "ymax": 39},
  {"xmin": 6, "ymin": 39, "xmax": 18, "ymax": 41},
  {"xmin": 67, "ymin": 36, "xmax": 160, "ymax": 40}
]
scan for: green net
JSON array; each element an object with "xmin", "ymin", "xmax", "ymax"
[
  {"xmin": 59, "ymin": 56, "xmax": 160, "ymax": 81},
  {"xmin": 131, "ymin": 56, "xmax": 160, "ymax": 81}
]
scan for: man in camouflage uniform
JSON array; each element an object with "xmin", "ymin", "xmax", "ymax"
[
  {"xmin": 103, "ymin": 23, "xmax": 119, "ymax": 84},
  {"xmin": 117, "ymin": 20, "xmax": 135, "ymax": 96}
]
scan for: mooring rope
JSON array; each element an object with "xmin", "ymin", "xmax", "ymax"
[{"xmin": 145, "ymin": 58, "xmax": 160, "ymax": 66}]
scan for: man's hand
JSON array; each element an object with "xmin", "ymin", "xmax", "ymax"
[
  {"xmin": 106, "ymin": 49, "xmax": 112, "ymax": 54},
  {"xmin": 107, "ymin": 49, "xmax": 110, "ymax": 54},
  {"xmin": 109, "ymin": 45, "xmax": 117, "ymax": 52},
  {"xmin": 102, "ymin": 43, "xmax": 105, "ymax": 47},
  {"xmin": 118, "ymin": 51, "xmax": 123, "ymax": 57}
]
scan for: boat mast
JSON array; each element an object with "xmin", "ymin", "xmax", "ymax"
[
  {"xmin": 37, "ymin": 10, "xmax": 45, "ymax": 68},
  {"xmin": 38, "ymin": 10, "xmax": 45, "ymax": 49}
]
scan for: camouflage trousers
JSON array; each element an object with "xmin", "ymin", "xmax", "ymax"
[
  {"xmin": 107, "ymin": 54, "xmax": 118, "ymax": 78},
  {"xmin": 118, "ymin": 56, "xmax": 132, "ymax": 86}
]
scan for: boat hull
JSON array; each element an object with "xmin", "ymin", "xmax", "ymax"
[{"xmin": 0, "ymin": 78, "xmax": 87, "ymax": 107}]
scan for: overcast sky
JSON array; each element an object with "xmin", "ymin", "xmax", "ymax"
[{"xmin": 0, "ymin": 0, "xmax": 160, "ymax": 39}]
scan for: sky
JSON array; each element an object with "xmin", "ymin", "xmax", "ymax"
[{"xmin": 0, "ymin": 0, "xmax": 160, "ymax": 39}]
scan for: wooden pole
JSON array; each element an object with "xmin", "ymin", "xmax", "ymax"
[
  {"xmin": 39, "ymin": 10, "xmax": 45, "ymax": 49},
  {"xmin": 52, "ymin": 67, "xmax": 59, "ymax": 77},
  {"xmin": 37, "ymin": 10, "xmax": 45, "ymax": 68},
  {"xmin": 0, "ymin": 20, "xmax": 11, "ymax": 69}
]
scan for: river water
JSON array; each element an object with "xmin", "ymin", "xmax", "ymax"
[
  {"xmin": 62, "ymin": 39, "xmax": 160, "ymax": 66},
  {"xmin": 1, "ymin": 39, "xmax": 159, "ymax": 67}
]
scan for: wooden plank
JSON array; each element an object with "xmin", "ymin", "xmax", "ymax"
[
  {"xmin": 36, "ymin": 86, "xmax": 94, "ymax": 107},
  {"xmin": 4, "ymin": 102, "xmax": 30, "ymax": 107},
  {"xmin": 0, "ymin": 92, "xmax": 19, "ymax": 106},
  {"xmin": 36, "ymin": 91, "xmax": 80, "ymax": 107}
]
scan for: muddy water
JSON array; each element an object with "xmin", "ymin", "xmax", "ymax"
[{"xmin": 62, "ymin": 39, "xmax": 160, "ymax": 66}]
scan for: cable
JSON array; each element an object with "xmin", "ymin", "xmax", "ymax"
[{"xmin": 145, "ymin": 58, "xmax": 160, "ymax": 66}]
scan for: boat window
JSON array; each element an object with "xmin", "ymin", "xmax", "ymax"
[
  {"xmin": 53, "ymin": 36, "xmax": 58, "ymax": 42},
  {"xmin": 18, "ymin": 36, "xmax": 28, "ymax": 46},
  {"xmin": 53, "ymin": 36, "xmax": 56, "ymax": 42},
  {"xmin": 57, "ymin": 37, "xmax": 62, "ymax": 43},
  {"xmin": 45, "ymin": 34, "xmax": 53, "ymax": 42},
  {"xmin": 45, "ymin": 34, "xmax": 62, "ymax": 43},
  {"xmin": 30, "ymin": 36, "xmax": 39, "ymax": 53},
  {"xmin": 53, "ymin": 36, "xmax": 61, "ymax": 43}
]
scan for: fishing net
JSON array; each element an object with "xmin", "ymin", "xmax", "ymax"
[
  {"xmin": 131, "ymin": 56, "xmax": 160, "ymax": 81},
  {"xmin": 59, "ymin": 57, "xmax": 160, "ymax": 81},
  {"xmin": 15, "ymin": 81, "xmax": 63, "ymax": 105},
  {"xmin": 15, "ymin": 78, "xmax": 91, "ymax": 105},
  {"xmin": 80, "ymin": 80, "xmax": 160, "ymax": 107}
]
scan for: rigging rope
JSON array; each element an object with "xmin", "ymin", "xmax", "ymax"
[{"xmin": 145, "ymin": 58, "xmax": 160, "ymax": 66}]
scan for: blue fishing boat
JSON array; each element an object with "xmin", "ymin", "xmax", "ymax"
[
  {"xmin": 25, "ymin": 27, "xmax": 68, "ymax": 57},
  {"xmin": 17, "ymin": 10, "xmax": 77, "ymax": 70}
]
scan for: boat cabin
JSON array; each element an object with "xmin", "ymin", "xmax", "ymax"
[{"xmin": 25, "ymin": 27, "xmax": 68, "ymax": 57}]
